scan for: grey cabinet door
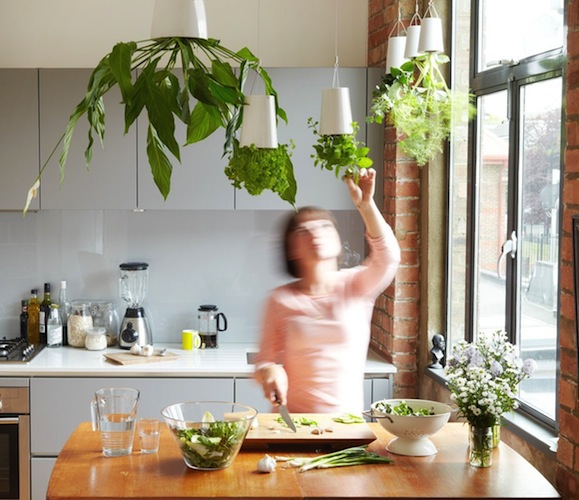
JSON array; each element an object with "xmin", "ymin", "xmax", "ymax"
[
  {"xmin": 0, "ymin": 69, "xmax": 39, "ymax": 211},
  {"xmin": 235, "ymin": 68, "xmax": 370, "ymax": 210},
  {"xmin": 30, "ymin": 377, "xmax": 233, "ymax": 454},
  {"xmin": 39, "ymin": 69, "xmax": 137, "ymax": 209}
]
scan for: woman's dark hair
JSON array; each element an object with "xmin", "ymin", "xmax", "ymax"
[{"xmin": 282, "ymin": 206, "xmax": 338, "ymax": 278}]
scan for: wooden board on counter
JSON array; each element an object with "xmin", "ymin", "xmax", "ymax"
[
  {"xmin": 243, "ymin": 413, "xmax": 376, "ymax": 449},
  {"xmin": 103, "ymin": 351, "xmax": 178, "ymax": 365}
]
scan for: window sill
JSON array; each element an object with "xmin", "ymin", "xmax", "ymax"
[{"xmin": 425, "ymin": 367, "xmax": 558, "ymax": 455}]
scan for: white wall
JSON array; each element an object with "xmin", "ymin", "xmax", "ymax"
[
  {"xmin": 0, "ymin": 0, "xmax": 368, "ymax": 68},
  {"xmin": 0, "ymin": 209, "xmax": 365, "ymax": 343}
]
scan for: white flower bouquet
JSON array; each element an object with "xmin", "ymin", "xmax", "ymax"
[{"xmin": 445, "ymin": 330, "xmax": 537, "ymax": 428}]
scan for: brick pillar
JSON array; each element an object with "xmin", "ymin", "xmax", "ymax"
[
  {"xmin": 557, "ymin": 0, "xmax": 579, "ymax": 497},
  {"xmin": 368, "ymin": 0, "xmax": 421, "ymax": 398}
]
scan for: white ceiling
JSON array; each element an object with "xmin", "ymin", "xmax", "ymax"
[{"xmin": 0, "ymin": 0, "xmax": 368, "ymax": 68}]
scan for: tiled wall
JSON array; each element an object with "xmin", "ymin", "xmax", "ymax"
[{"xmin": 0, "ymin": 209, "xmax": 364, "ymax": 344}]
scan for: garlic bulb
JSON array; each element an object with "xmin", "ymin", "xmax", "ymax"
[
  {"xmin": 257, "ymin": 454, "xmax": 276, "ymax": 473},
  {"xmin": 130, "ymin": 344, "xmax": 142, "ymax": 355},
  {"xmin": 141, "ymin": 344, "xmax": 154, "ymax": 357}
]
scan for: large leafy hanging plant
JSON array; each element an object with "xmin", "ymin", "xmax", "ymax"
[
  {"xmin": 368, "ymin": 53, "xmax": 475, "ymax": 166},
  {"xmin": 24, "ymin": 37, "xmax": 293, "ymax": 213}
]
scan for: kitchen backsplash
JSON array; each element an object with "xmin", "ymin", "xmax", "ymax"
[{"xmin": 0, "ymin": 209, "xmax": 364, "ymax": 343}]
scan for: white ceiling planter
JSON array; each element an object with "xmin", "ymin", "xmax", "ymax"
[{"xmin": 151, "ymin": 0, "xmax": 208, "ymax": 39}]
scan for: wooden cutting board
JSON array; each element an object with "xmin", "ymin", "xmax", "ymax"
[
  {"xmin": 103, "ymin": 351, "xmax": 178, "ymax": 365},
  {"xmin": 243, "ymin": 413, "xmax": 376, "ymax": 449}
]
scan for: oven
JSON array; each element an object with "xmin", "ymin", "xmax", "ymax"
[{"xmin": 0, "ymin": 379, "xmax": 30, "ymax": 500}]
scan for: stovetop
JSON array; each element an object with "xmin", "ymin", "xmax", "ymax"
[{"xmin": 0, "ymin": 337, "xmax": 45, "ymax": 363}]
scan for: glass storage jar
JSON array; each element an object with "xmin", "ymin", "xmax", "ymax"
[
  {"xmin": 85, "ymin": 327, "xmax": 107, "ymax": 351},
  {"xmin": 91, "ymin": 301, "xmax": 120, "ymax": 347},
  {"xmin": 67, "ymin": 301, "xmax": 93, "ymax": 347}
]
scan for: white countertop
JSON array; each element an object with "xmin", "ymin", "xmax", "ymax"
[{"xmin": 0, "ymin": 343, "xmax": 396, "ymax": 378}]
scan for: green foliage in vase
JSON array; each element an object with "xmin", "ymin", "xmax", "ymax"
[
  {"xmin": 224, "ymin": 140, "xmax": 296, "ymax": 208},
  {"xmin": 308, "ymin": 118, "xmax": 373, "ymax": 181},
  {"xmin": 368, "ymin": 53, "xmax": 476, "ymax": 167},
  {"xmin": 25, "ymin": 37, "xmax": 290, "ymax": 213}
]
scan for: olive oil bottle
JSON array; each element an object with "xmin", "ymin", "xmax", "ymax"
[{"xmin": 27, "ymin": 289, "xmax": 40, "ymax": 344}]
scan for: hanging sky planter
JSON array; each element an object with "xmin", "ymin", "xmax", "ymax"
[
  {"xmin": 418, "ymin": 0, "xmax": 444, "ymax": 53},
  {"xmin": 386, "ymin": 9, "xmax": 408, "ymax": 75},
  {"xmin": 404, "ymin": 1, "xmax": 423, "ymax": 59}
]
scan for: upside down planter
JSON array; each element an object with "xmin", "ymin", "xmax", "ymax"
[
  {"xmin": 418, "ymin": 17, "xmax": 444, "ymax": 53},
  {"xmin": 386, "ymin": 36, "xmax": 408, "ymax": 74},
  {"xmin": 239, "ymin": 95, "xmax": 278, "ymax": 149},
  {"xmin": 151, "ymin": 0, "xmax": 208, "ymax": 39},
  {"xmin": 319, "ymin": 87, "xmax": 353, "ymax": 136},
  {"xmin": 404, "ymin": 25, "xmax": 423, "ymax": 59}
]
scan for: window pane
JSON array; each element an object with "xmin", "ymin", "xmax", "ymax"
[
  {"xmin": 479, "ymin": 0, "xmax": 564, "ymax": 71},
  {"xmin": 475, "ymin": 91, "xmax": 509, "ymax": 333},
  {"xmin": 517, "ymin": 78, "xmax": 561, "ymax": 421}
]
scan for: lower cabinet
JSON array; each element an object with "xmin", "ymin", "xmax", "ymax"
[{"xmin": 30, "ymin": 377, "xmax": 234, "ymax": 500}]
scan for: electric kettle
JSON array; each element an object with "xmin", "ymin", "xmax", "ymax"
[{"xmin": 197, "ymin": 304, "xmax": 227, "ymax": 348}]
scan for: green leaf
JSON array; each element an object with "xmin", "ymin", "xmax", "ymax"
[
  {"xmin": 108, "ymin": 42, "xmax": 136, "ymax": 102},
  {"xmin": 211, "ymin": 59, "xmax": 238, "ymax": 87},
  {"xmin": 146, "ymin": 125, "xmax": 173, "ymax": 200},
  {"xmin": 187, "ymin": 68, "xmax": 217, "ymax": 105},
  {"xmin": 186, "ymin": 102, "xmax": 222, "ymax": 144}
]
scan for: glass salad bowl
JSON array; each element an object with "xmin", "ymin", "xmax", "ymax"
[{"xmin": 161, "ymin": 401, "xmax": 257, "ymax": 470}]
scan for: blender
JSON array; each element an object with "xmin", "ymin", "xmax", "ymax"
[{"xmin": 118, "ymin": 262, "xmax": 153, "ymax": 348}]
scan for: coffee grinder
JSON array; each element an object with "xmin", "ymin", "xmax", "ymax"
[{"xmin": 118, "ymin": 262, "xmax": 153, "ymax": 348}]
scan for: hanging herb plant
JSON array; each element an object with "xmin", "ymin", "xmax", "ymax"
[
  {"xmin": 368, "ymin": 53, "xmax": 476, "ymax": 166},
  {"xmin": 24, "ymin": 37, "xmax": 290, "ymax": 213},
  {"xmin": 308, "ymin": 118, "xmax": 373, "ymax": 181},
  {"xmin": 224, "ymin": 140, "xmax": 296, "ymax": 207}
]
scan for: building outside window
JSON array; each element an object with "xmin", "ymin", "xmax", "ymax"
[{"xmin": 447, "ymin": 0, "xmax": 565, "ymax": 424}]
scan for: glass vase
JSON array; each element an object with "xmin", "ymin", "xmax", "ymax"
[
  {"xmin": 492, "ymin": 423, "xmax": 501, "ymax": 448},
  {"xmin": 469, "ymin": 426, "xmax": 493, "ymax": 467}
]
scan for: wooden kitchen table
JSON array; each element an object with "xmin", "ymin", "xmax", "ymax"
[{"xmin": 47, "ymin": 421, "xmax": 560, "ymax": 500}]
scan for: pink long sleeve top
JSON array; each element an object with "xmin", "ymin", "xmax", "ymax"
[{"xmin": 254, "ymin": 228, "xmax": 400, "ymax": 413}]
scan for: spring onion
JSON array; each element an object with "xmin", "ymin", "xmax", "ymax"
[
  {"xmin": 275, "ymin": 446, "xmax": 394, "ymax": 472},
  {"xmin": 332, "ymin": 413, "xmax": 365, "ymax": 424}
]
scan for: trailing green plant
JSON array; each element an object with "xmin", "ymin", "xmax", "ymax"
[
  {"xmin": 224, "ymin": 140, "xmax": 296, "ymax": 208},
  {"xmin": 24, "ymin": 37, "xmax": 290, "ymax": 213},
  {"xmin": 368, "ymin": 53, "xmax": 476, "ymax": 166},
  {"xmin": 308, "ymin": 118, "xmax": 373, "ymax": 181}
]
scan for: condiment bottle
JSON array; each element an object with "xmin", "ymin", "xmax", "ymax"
[
  {"xmin": 27, "ymin": 289, "xmax": 40, "ymax": 344},
  {"xmin": 39, "ymin": 282, "xmax": 52, "ymax": 344},
  {"xmin": 47, "ymin": 304, "xmax": 63, "ymax": 348},
  {"xmin": 20, "ymin": 300, "xmax": 28, "ymax": 339}
]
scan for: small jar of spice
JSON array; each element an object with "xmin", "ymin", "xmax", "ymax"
[{"xmin": 85, "ymin": 327, "xmax": 107, "ymax": 351}]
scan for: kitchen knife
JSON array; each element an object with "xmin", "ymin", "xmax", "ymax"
[{"xmin": 278, "ymin": 404, "xmax": 297, "ymax": 433}]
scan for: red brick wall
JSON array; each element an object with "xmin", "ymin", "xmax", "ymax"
[
  {"xmin": 558, "ymin": 0, "xmax": 579, "ymax": 497},
  {"xmin": 367, "ymin": 0, "xmax": 421, "ymax": 398}
]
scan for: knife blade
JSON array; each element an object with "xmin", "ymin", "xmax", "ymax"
[{"xmin": 278, "ymin": 404, "xmax": 297, "ymax": 432}]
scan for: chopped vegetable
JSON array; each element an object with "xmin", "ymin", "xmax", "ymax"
[
  {"xmin": 374, "ymin": 400, "xmax": 435, "ymax": 416},
  {"xmin": 275, "ymin": 416, "xmax": 318, "ymax": 428},
  {"xmin": 333, "ymin": 413, "xmax": 365, "ymax": 424},
  {"xmin": 277, "ymin": 446, "xmax": 394, "ymax": 472}
]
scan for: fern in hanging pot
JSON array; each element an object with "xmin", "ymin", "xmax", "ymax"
[
  {"xmin": 368, "ymin": 53, "xmax": 475, "ymax": 166},
  {"xmin": 24, "ymin": 36, "xmax": 288, "ymax": 214},
  {"xmin": 308, "ymin": 118, "xmax": 373, "ymax": 181}
]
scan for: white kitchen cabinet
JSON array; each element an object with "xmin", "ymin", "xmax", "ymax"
[
  {"xmin": 31, "ymin": 457, "xmax": 56, "ymax": 500},
  {"xmin": 0, "ymin": 69, "xmax": 40, "ymax": 211},
  {"xmin": 234, "ymin": 68, "xmax": 373, "ymax": 210},
  {"xmin": 38, "ymin": 69, "xmax": 137, "ymax": 209}
]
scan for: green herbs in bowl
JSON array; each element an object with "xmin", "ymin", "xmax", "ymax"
[{"xmin": 162, "ymin": 401, "xmax": 257, "ymax": 470}]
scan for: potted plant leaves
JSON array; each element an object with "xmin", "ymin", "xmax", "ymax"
[
  {"xmin": 24, "ymin": 36, "xmax": 290, "ymax": 213},
  {"xmin": 368, "ymin": 53, "xmax": 475, "ymax": 166},
  {"xmin": 308, "ymin": 118, "xmax": 373, "ymax": 181}
]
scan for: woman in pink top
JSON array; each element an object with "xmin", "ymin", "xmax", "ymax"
[{"xmin": 254, "ymin": 168, "xmax": 400, "ymax": 413}]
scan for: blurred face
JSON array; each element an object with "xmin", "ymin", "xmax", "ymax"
[{"xmin": 289, "ymin": 215, "xmax": 342, "ymax": 265}]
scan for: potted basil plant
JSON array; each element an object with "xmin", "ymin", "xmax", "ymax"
[
  {"xmin": 308, "ymin": 118, "xmax": 373, "ymax": 181},
  {"xmin": 24, "ymin": 36, "xmax": 292, "ymax": 213},
  {"xmin": 368, "ymin": 53, "xmax": 476, "ymax": 166}
]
